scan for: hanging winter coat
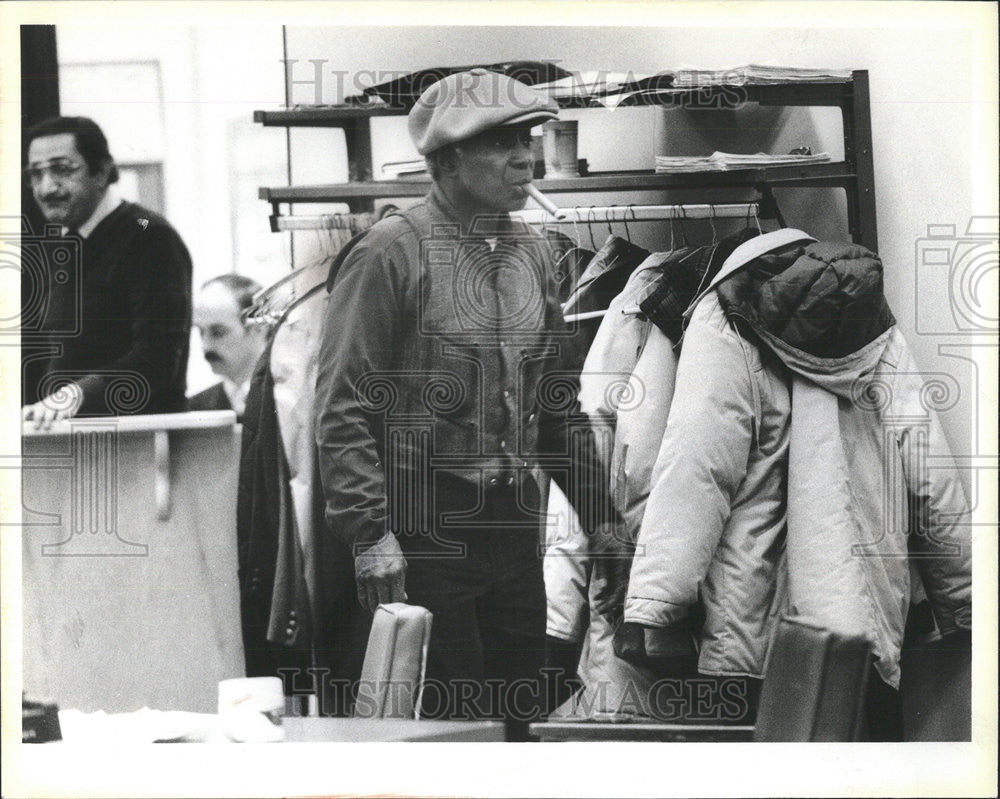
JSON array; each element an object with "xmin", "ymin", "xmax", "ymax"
[
  {"xmin": 545, "ymin": 254, "xmax": 677, "ymax": 717},
  {"xmin": 624, "ymin": 229, "xmax": 971, "ymax": 688},
  {"xmin": 546, "ymin": 233, "xmax": 758, "ymax": 717}
]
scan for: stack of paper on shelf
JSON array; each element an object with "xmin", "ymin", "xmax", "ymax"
[
  {"xmin": 655, "ymin": 150, "xmax": 831, "ymax": 173},
  {"xmin": 381, "ymin": 160, "xmax": 427, "ymax": 178},
  {"xmin": 672, "ymin": 64, "xmax": 852, "ymax": 87}
]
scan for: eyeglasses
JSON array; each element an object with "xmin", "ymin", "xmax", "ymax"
[{"xmin": 23, "ymin": 161, "xmax": 86, "ymax": 185}]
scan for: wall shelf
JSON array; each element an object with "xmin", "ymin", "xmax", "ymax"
[
  {"xmin": 260, "ymin": 163, "xmax": 858, "ymax": 202},
  {"xmin": 252, "ymin": 79, "xmax": 855, "ymax": 127},
  {"xmin": 255, "ymin": 71, "xmax": 876, "ymax": 250}
]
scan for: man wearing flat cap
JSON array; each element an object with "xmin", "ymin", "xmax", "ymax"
[{"xmin": 315, "ymin": 69, "xmax": 607, "ymax": 738}]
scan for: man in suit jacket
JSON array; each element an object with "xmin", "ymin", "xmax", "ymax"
[{"xmin": 189, "ymin": 274, "xmax": 267, "ymax": 420}]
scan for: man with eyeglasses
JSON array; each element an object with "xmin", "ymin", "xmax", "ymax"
[
  {"xmin": 315, "ymin": 70, "xmax": 609, "ymax": 738},
  {"xmin": 22, "ymin": 116, "xmax": 192, "ymax": 428}
]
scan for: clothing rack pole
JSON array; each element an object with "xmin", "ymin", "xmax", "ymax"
[
  {"xmin": 513, "ymin": 202, "xmax": 760, "ymax": 225},
  {"xmin": 269, "ymin": 202, "xmax": 761, "ymax": 231},
  {"xmin": 272, "ymin": 213, "xmax": 370, "ymax": 232}
]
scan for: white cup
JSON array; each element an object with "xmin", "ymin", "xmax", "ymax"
[
  {"xmin": 218, "ymin": 677, "xmax": 285, "ymax": 741},
  {"xmin": 218, "ymin": 676, "xmax": 284, "ymax": 717}
]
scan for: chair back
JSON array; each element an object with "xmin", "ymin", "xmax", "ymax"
[
  {"xmin": 753, "ymin": 615, "xmax": 872, "ymax": 741},
  {"xmin": 353, "ymin": 603, "xmax": 433, "ymax": 720}
]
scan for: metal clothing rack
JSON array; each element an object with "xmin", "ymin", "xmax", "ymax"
[
  {"xmin": 513, "ymin": 201, "xmax": 761, "ymax": 225},
  {"xmin": 272, "ymin": 212, "xmax": 377, "ymax": 232},
  {"xmin": 269, "ymin": 202, "xmax": 764, "ymax": 231}
]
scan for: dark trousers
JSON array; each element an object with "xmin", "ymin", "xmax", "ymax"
[
  {"xmin": 397, "ymin": 473, "xmax": 547, "ymax": 740},
  {"xmin": 863, "ymin": 670, "xmax": 904, "ymax": 741}
]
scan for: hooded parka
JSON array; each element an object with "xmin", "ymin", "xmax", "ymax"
[{"xmin": 624, "ymin": 230, "xmax": 971, "ymax": 688}]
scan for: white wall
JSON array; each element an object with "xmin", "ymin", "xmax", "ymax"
[
  {"xmin": 57, "ymin": 25, "xmax": 289, "ymax": 393},
  {"xmin": 283, "ymin": 15, "xmax": 998, "ymax": 498}
]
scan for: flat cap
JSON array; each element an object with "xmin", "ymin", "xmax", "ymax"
[{"xmin": 408, "ymin": 68, "xmax": 559, "ymax": 155}]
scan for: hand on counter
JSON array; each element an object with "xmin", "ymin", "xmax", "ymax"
[{"xmin": 22, "ymin": 381, "xmax": 84, "ymax": 431}]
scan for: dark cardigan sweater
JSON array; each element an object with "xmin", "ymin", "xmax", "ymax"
[{"xmin": 38, "ymin": 200, "xmax": 192, "ymax": 415}]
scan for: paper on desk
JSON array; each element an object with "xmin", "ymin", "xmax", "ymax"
[{"xmin": 57, "ymin": 707, "xmax": 283, "ymax": 743}]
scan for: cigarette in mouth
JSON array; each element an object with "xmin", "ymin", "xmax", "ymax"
[{"xmin": 524, "ymin": 184, "xmax": 567, "ymax": 220}]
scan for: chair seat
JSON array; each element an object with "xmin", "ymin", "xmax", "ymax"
[{"xmin": 531, "ymin": 616, "xmax": 873, "ymax": 742}]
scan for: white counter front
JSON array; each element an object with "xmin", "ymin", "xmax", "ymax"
[{"xmin": 21, "ymin": 411, "xmax": 246, "ymax": 713}]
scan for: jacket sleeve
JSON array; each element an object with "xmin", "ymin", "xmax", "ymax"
[
  {"xmin": 624, "ymin": 294, "xmax": 756, "ymax": 628},
  {"xmin": 77, "ymin": 222, "xmax": 192, "ymax": 413},
  {"xmin": 536, "ymin": 346, "xmax": 614, "ymax": 539},
  {"xmin": 544, "ymin": 480, "xmax": 591, "ymax": 643},
  {"xmin": 888, "ymin": 333, "xmax": 972, "ymax": 636},
  {"xmin": 314, "ymin": 233, "xmax": 409, "ymax": 552}
]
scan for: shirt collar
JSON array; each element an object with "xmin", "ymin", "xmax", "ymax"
[
  {"xmin": 427, "ymin": 183, "xmax": 526, "ymax": 240},
  {"xmin": 66, "ymin": 186, "xmax": 123, "ymax": 239},
  {"xmin": 222, "ymin": 378, "xmax": 250, "ymax": 417}
]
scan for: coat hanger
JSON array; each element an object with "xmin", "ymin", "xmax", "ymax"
[
  {"xmin": 570, "ymin": 205, "xmax": 586, "ymax": 250},
  {"xmin": 623, "ymin": 205, "xmax": 637, "ymax": 244},
  {"xmin": 587, "ymin": 206, "xmax": 599, "ymax": 251},
  {"xmin": 748, "ymin": 201, "xmax": 763, "ymax": 235}
]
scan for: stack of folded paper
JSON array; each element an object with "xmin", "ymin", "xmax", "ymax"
[
  {"xmin": 381, "ymin": 159, "xmax": 428, "ymax": 178},
  {"xmin": 655, "ymin": 150, "xmax": 831, "ymax": 173},
  {"xmin": 672, "ymin": 64, "xmax": 852, "ymax": 87},
  {"xmin": 743, "ymin": 64, "xmax": 853, "ymax": 83}
]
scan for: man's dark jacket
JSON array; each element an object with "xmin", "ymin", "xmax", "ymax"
[{"xmin": 32, "ymin": 200, "xmax": 192, "ymax": 415}]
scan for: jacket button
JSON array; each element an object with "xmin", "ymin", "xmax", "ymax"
[
  {"xmin": 488, "ymin": 477, "xmax": 498, "ymax": 486},
  {"xmin": 505, "ymin": 476, "xmax": 515, "ymax": 486},
  {"xmin": 527, "ymin": 413, "xmax": 536, "ymax": 423},
  {"xmin": 285, "ymin": 628, "xmax": 294, "ymax": 638}
]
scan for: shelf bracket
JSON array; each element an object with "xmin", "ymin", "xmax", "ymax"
[
  {"xmin": 153, "ymin": 430, "xmax": 172, "ymax": 522},
  {"xmin": 756, "ymin": 186, "xmax": 787, "ymax": 227}
]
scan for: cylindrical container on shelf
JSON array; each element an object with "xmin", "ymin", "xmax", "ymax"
[
  {"xmin": 531, "ymin": 134, "xmax": 546, "ymax": 178},
  {"xmin": 543, "ymin": 120, "xmax": 580, "ymax": 178}
]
